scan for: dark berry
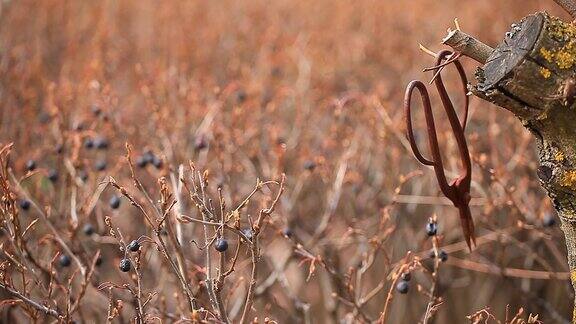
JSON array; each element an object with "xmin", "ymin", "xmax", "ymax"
[
  {"xmin": 82, "ymin": 223, "xmax": 95, "ymax": 236},
  {"xmin": 401, "ymin": 272, "xmax": 411, "ymax": 282},
  {"xmin": 59, "ymin": 254, "xmax": 71, "ymax": 267},
  {"xmin": 242, "ymin": 228, "xmax": 253, "ymax": 241},
  {"xmin": 282, "ymin": 227, "xmax": 293, "ymax": 238},
  {"xmin": 271, "ymin": 66, "xmax": 282, "ymax": 77},
  {"xmin": 438, "ymin": 250, "xmax": 448, "ymax": 262},
  {"xmin": 19, "ymin": 199, "xmax": 31, "ymax": 211},
  {"xmin": 94, "ymin": 136, "xmax": 109, "ymax": 150},
  {"xmin": 142, "ymin": 151, "xmax": 155, "ymax": 164},
  {"xmin": 136, "ymin": 156, "xmax": 148, "ymax": 168},
  {"xmin": 303, "ymin": 160, "xmax": 316, "ymax": 171},
  {"xmin": 194, "ymin": 137, "xmax": 208, "ymax": 151},
  {"xmin": 47, "ymin": 169, "xmax": 58, "ymax": 182},
  {"xmin": 78, "ymin": 170, "xmax": 89, "ymax": 182},
  {"xmin": 152, "ymin": 156, "xmax": 163, "ymax": 169},
  {"xmin": 425, "ymin": 222, "xmax": 438, "ymax": 236},
  {"xmin": 127, "ymin": 240, "xmax": 140, "ymax": 252},
  {"xmin": 119, "ymin": 258, "xmax": 131, "ymax": 272},
  {"xmin": 396, "ymin": 280, "xmax": 409, "ymax": 294},
  {"xmin": 543, "ymin": 213, "xmax": 557, "ymax": 227},
  {"xmin": 109, "ymin": 195, "xmax": 121, "ymax": 209},
  {"xmin": 215, "ymin": 238, "xmax": 228, "ymax": 252},
  {"xmin": 73, "ymin": 121, "xmax": 85, "ymax": 131},
  {"xmin": 91, "ymin": 105, "xmax": 102, "ymax": 116},
  {"xmin": 235, "ymin": 89, "xmax": 247, "ymax": 103},
  {"xmin": 95, "ymin": 159, "xmax": 107, "ymax": 171},
  {"xmin": 84, "ymin": 138, "xmax": 94, "ymax": 149},
  {"xmin": 25, "ymin": 160, "xmax": 36, "ymax": 172},
  {"xmin": 38, "ymin": 111, "xmax": 51, "ymax": 124}
]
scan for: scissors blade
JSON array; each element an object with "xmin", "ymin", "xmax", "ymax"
[{"xmin": 458, "ymin": 205, "xmax": 476, "ymax": 251}]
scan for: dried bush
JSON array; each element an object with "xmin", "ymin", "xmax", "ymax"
[{"xmin": 0, "ymin": 0, "xmax": 573, "ymax": 323}]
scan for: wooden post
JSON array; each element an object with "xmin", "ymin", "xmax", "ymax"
[{"xmin": 444, "ymin": 12, "xmax": 576, "ymax": 319}]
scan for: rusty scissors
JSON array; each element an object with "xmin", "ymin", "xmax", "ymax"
[{"xmin": 404, "ymin": 49, "xmax": 476, "ymax": 250}]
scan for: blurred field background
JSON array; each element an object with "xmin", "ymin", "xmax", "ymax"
[{"xmin": 0, "ymin": 0, "xmax": 574, "ymax": 323}]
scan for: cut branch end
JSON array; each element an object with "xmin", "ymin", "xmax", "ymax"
[{"xmin": 442, "ymin": 29, "xmax": 494, "ymax": 64}]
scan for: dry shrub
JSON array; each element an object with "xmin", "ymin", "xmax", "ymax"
[{"xmin": 0, "ymin": 0, "xmax": 573, "ymax": 323}]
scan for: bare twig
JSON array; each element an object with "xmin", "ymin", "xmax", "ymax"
[
  {"xmin": 239, "ymin": 174, "xmax": 285, "ymax": 324},
  {"xmin": 446, "ymin": 256, "xmax": 570, "ymax": 280},
  {"xmin": 377, "ymin": 253, "xmax": 415, "ymax": 324},
  {"xmin": 423, "ymin": 232, "xmax": 442, "ymax": 324},
  {"xmin": 109, "ymin": 155, "xmax": 198, "ymax": 314},
  {"xmin": 214, "ymin": 188, "xmax": 229, "ymax": 323},
  {"xmin": 442, "ymin": 29, "xmax": 494, "ymax": 64},
  {"xmin": 9, "ymin": 170, "xmax": 87, "ymax": 277},
  {"xmin": 553, "ymin": 0, "xmax": 576, "ymax": 20},
  {"xmin": 0, "ymin": 282, "xmax": 62, "ymax": 319}
]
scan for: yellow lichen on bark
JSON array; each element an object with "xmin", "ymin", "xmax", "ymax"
[
  {"xmin": 555, "ymin": 43, "xmax": 576, "ymax": 69},
  {"xmin": 538, "ymin": 42, "xmax": 576, "ymax": 70},
  {"xmin": 540, "ymin": 48, "xmax": 554, "ymax": 62},
  {"xmin": 542, "ymin": 17, "xmax": 576, "ymax": 69},
  {"xmin": 561, "ymin": 170, "xmax": 576, "ymax": 187},
  {"xmin": 572, "ymin": 270, "xmax": 576, "ymax": 324},
  {"xmin": 540, "ymin": 67, "xmax": 552, "ymax": 78},
  {"xmin": 536, "ymin": 109, "xmax": 549, "ymax": 121},
  {"xmin": 548, "ymin": 15, "xmax": 576, "ymax": 40}
]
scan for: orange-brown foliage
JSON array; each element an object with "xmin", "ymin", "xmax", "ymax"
[{"xmin": 0, "ymin": 0, "xmax": 572, "ymax": 323}]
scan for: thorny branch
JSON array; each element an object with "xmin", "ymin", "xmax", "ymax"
[
  {"xmin": 0, "ymin": 282, "xmax": 62, "ymax": 319},
  {"xmin": 239, "ymin": 174, "xmax": 285, "ymax": 324}
]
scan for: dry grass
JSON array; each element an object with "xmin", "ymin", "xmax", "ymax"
[{"xmin": 0, "ymin": 0, "xmax": 573, "ymax": 323}]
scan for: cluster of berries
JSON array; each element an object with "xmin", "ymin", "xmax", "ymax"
[
  {"xmin": 118, "ymin": 240, "xmax": 141, "ymax": 272},
  {"xmin": 18, "ymin": 148, "xmax": 302, "ymax": 280},
  {"xmin": 135, "ymin": 150, "xmax": 163, "ymax": 169},
  {"xmin": 85, "ymin": 135, "xmax": 110, "ymax": 172},
  {"xmin": 24, "ymin": 132, "xmax": 111, "ymax": 186},
  {"xmin": 425, "ymin": 220, "xmax": 448, "ymax": 262}
]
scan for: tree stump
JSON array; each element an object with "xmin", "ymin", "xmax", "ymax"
[{"xmin": 446, "ymin": 12, "xmax": 576, "ymax": 319}]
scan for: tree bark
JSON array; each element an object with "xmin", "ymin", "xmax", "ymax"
[{"xmin": 443, "ymin": 12, "xmax": 576, "ymax": 320}]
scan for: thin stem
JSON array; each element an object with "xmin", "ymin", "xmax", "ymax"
[
  {"xmin": 178, "ymin": 215, "xmax": 253, "ymax": 243},
  {"xmin": 196, "ymin": 171, "xmax": 219, "ymax": 317},
  {"xmin": 553, "ymin": 0, "xmax": 576, "ymax": 19},
  {"xmin": 120, "ymin": 145, "xmax": 198, "ymax": 312},
  {"xmin": 239, "ymin": 237, "xmax": 259, "ymax": 324},
  {"xmin": 214, "ymin": 188, "xmax": 229, "ymax": 323},
  {"xmin": 239, "ymin": 175, "xmax": 285, "ymax": 323},
  {"xmin": 0, "ymin": 282, "xmax": 62, "ymax": 319},
  {"xmin": 9, "ymin": 171, "xmax": 87, "ymax": 277}
]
